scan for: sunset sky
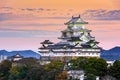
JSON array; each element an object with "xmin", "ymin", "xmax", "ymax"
[{"xmin": 0, "ymin": 0, "xmax": 120, "ymax": 52}]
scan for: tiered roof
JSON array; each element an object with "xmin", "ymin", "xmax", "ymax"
[
  {"xmin": 39, "ymin": 15, "xmax": 100, "ymax": 55},
  {"xmin": 40, "ymin": 40, "xmax": 53, "ymax": 44},
  {"xmin": 65, "ymin": 15, "xmax": 88, "ymax": 25},
  {"xmin": 61, "ymin": 29, "xmax": 91, "ymax": 32}
]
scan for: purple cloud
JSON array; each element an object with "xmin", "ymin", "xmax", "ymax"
[
  {"xmin": 82, "ymin": 9, "xmax": 120, "ymax": 20},
  {"xmin": 1, "ymin": 7, "xmax": 12, "ymax": 9},
  {"xmin": 21, "ymin": 8, "xmax": 56, "ymax": 12},
  {"xmin": 0, "ymin": 8, "xmax": 120, "ymax": 21}
]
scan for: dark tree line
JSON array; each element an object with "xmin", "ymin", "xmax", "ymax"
[
  {"xmin": 108, "ymin": 60, "xmax": 120, "ymax": 79},
  {"xmin": 0, "ymin": 57, "xmax": 120, "ymax": 80},
  {"xmin": 0, "ymin": 60, "xmax": 12, "ymax": 80},
  {"xmin": 0, "ymin": 58, "xmax": 65, "ymax": 80},
  {"xmin": 68, "ymin": 57, "xmax": 120, "ymax": 80}
]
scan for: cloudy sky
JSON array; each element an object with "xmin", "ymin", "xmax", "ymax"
[{"xmin": 0, "ymin": 0, "xmax": 120, "ymax": 52}]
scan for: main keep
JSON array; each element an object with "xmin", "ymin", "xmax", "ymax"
[{"xmin": 39, "ymin": 15, "xmax": 101, "ymax": 62}]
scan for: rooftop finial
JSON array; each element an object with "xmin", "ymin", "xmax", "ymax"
[
  {"xmin": 72, "ymin": 16, "xmax": 74, "ymax": 19},
  {"xmin": 79, "ymin": 14, "xmax": 81, "ymax": 18}
]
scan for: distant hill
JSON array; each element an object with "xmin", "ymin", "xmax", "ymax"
[
  {"xmin": 0, "ymin": 50, "xmax": 40, "ymax": 59},
  {"xmin": 101, "ymin": 46, "xmax": 120, "ymax": 61}
]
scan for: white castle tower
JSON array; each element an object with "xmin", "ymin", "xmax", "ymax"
[{"xmin": 39, "ymin": 15, "xmax": 101, "ymax": 62}]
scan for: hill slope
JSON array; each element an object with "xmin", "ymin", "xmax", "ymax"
[
  {"xmin": 101, "ymin": 46, "xmax": 120, "ymax": 61},
  {"xmin": 0, "ymin": 50, "xmax": 40, "ymax": 59}
]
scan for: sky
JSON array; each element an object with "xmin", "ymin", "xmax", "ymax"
[{"xmin": 0, "ymin": 0, "xmax": 120, "ymax": 52}]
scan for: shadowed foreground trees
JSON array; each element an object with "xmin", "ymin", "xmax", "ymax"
[
  {"xmin": 25, "ymin": 66, "xmax": 46, "ymax": 80},
  {"xmin": 25, "ymin": 61, "xmax": 64, "ymax": 80},
  {"xmin": 9, "ymin": 58, "xmax": 65, "ymax": 80},
  {"xmin": 69, "ymin": 57, "xmax": 108, "ymax": 77},
  {"xmin": 55, "ymin": 70, "xmax": 68, "ymax": 80},
  {"xmin": 17, "ymin": 57, "xmax": 39, "ymax": 68},
  {"xmin": 84, "ymin": 74, "xmax": 96, "ymax": 80},
  {"xmin": 108, "ymin": 60, "xmax": 120, "ymax": 79},
  {"xmin": 0, "ymin": 57, "xmax": 120, "ymax": 80},
  {"xmin": 0, "ymin": 60, "xmax": 12, "ymax": 80},
  {"xmin": 8, "ymin": 66, "xmax": 28, "ymax": 80}
]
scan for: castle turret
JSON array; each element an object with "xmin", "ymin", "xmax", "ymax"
[
  {"xmin": 40, "ymin": 40, "xmax": 53, "ymax": 48},
  {"xmin": 59, "ymin": 15, "xmax": 98, "ymax": 48}
]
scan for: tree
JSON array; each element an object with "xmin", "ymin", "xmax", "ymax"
[
  {"xmin": 68, "ymin": 57, "xmax": 108, "ymax": 77},
  {"xmin": 25, "ymin": 61, "xmax": 65, "ymax": 80},
  {"xmin": 69, "ymin": 57, "xmax": 87, "ymax": 70},
  {"xmin": 86, "ymin": 57, "xmax": 107, "ymax": 76},
  {"xmin": 109, "ymin": 60, "xmax": 120, "ymax": 79},
  {"xmin": 8, "ymin": 66, "xmax": 28, "ymax": 80},
  {"xmin": 55, "ymin": 70, "xmax": 68, "ymax": 80},
  {"xmin": 44, "ymin": 61, "xmax": 64, "ymax": 72},
  {"xmin": 17, "ymin": 57, "xmax": 39, "ymax": 68},
  {"xmin": 0, "ymin": 60, "xmax": 12, "ymax": 80},
  {"xmin": 84, "ymin": 74, "xmax": 96, "ymax": 80},
  {"xmin": 25, "ymin": 66, "xmax": 47, "ymax": 80},
  {"xmin": 44, "ymin": 61, "xmax": 65, "ymax": 80}
]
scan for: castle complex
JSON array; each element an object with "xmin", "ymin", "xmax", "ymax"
[{"xmin": 39, "ymin": 15, "xmax": 101, "ymax": 62}]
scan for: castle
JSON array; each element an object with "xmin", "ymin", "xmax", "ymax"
[{"xmin": 39, "ymin": 15, "xmax": 101, "ymax": 62}]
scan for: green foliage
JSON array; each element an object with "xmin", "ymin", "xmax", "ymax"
[
  {"xmin": 1, "ymin": 58, "xmax": 120, "ymax": 80},
  {"xmin": 109, "ymin": 60, "xmax": 120, "ymax": 79},
  {"xmin": 0, "ymin": 60, "xmax": 12, "ymax": 73},
  {"xmin": 69, "ymin": 57, "xmax": 107, "ymax": 77},
  {"xmin": 44, "ymin": 61, "xmax": 64, "ymax": 71},
  {"xmin": 25, "ymin": 61, "xmax": 65, "ymax": 80},
  {"xmin": 55, "ymin": 70, "xmax": 68, "ymax": 80},
  {"xmin": 0, "ymin": 60, "xmax": 12, "ymax": 80},
  {"xmin": 86, "ymin": 57, "xmax": 107, "ymax": 76},
  {"xmin": 84, "ymin": 74, "xmax": 96, "ymax": 80},
  {"xmin": 25, "ymin": 66, "xmax": 47, "ymax": 80},
  {"xmin": 44, "ymin": 61, "xmax": 65, "ymax": 79},
  {"xmin": 69, "ymin": 57, "xmax": 87, "ymax": 70},
  {"xmin": 8, "ymin": 66, "xmax": 28, "ymax": 80},
  {"xmin": 0, "ymin": 60, "xmax": 64, "ymax": 80},
  {"xmin": 17, "ymin": 57, "xmax": 39, "ymax": 68}
]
